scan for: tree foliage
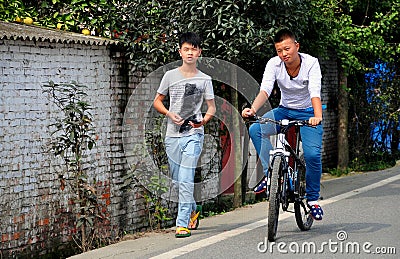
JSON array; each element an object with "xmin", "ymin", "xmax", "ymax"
[
  {"xmin": 309, "ymin": 0, "xmax": 400, "ymax": 74},
  {"xmin": 349, "ymin": 63, "xmax": 400, "ymax": 170},
  {"xmin": 115, "ymin": 0, "xmax": 311, "ymax": 75},
  {"xmin": 0, "ymin": 0, "xmax": 120, "ymax": 36},
  {"xmin": 309, "ymin": 0, "xmax": 400, "ymax": 169}
]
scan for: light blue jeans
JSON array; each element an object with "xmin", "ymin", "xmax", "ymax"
[
  {"xmin": 165, "ymin": 133, "xmax": 204, "ymax": 228},
  {"xmin": 249, "ymin": 106, "xmax": 323, "ymax": 201}
]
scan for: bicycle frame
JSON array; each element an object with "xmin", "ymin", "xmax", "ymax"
[
  {"xmin": 268, "ymin": 119, "xmax": 306, "ymax": 210},
  {"xmin": 269, "ymin": 119, "xmax": 291, "ymax": 164},
  {"xmin": 253, "ymin": 117, "xmax": 308, "ymax": 207}
]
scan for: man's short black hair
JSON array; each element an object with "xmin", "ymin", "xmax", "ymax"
[
  {"xmin": 274, "ymin": 28, "xmax": 296, "ymax": 43},
  {"xmin": 179, "ymin": 32, "xmax": 202, "ymax": 48}
]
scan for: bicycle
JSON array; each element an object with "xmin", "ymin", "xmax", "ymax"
[{"xmin": 248, "ymin": 116, "xmax": 316, "ymax": 241}]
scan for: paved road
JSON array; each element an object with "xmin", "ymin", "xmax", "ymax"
[{"xmin": 70, "ymin": 164, "xmax": 400, "ymax": 259}]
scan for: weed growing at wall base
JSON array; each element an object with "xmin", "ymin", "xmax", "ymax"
[{"xmin": 43, "ymin": 81, "xmax": 108, "ymax": 252}]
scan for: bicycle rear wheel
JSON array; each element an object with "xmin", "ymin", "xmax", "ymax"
[
  {"xmin": 267, "ymin": 156, "xmax": 282, "ymax": 241},
  {"xmin": 294, "ymin": 168, "xmax": 313, "ymax": 231}
]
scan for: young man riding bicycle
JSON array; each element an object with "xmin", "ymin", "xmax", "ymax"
[{"xmin": 241, "ymin": 28, "xmax": 324, "ymax": 220}]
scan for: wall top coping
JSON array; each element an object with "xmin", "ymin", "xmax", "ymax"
[{"xmin": 0, "ymin": 21, "xmax": 119, "ymax": 46}]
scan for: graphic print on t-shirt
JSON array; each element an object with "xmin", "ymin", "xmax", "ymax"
[{"xmin": 178, "ymin": 83, "xmax": 203, "ymax": 133}]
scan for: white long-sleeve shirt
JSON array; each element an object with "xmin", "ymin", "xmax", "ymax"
[{"xmin": 260, "ymin": 52, "xmax": 322, "ymax": 110}]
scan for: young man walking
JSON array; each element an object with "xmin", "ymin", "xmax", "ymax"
[{"xmin": 153, "ymin": 32, "xmax": 216, "ymax": 237}]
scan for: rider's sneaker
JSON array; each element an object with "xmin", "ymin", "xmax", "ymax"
[
  {"xmin": 308, "ymin": 201, "xmax": 324, "ymax": 220},
  {"xmin": 254, "ymin": 176, "xmax": 269, "ymax": 194}
]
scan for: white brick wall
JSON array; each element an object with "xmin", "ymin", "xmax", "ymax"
[{"xmin": 0, "ymin": 37, "xmax": 144, "ymax": 256}]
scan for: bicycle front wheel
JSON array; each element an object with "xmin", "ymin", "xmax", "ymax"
[{"xmin": 267, "ymin": 156, "xmax": 282, "ymax": 242}]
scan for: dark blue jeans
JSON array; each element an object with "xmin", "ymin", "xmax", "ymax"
[{"xmin": 249, "ymin": 106, "xmax": 323, "ymax": 201}]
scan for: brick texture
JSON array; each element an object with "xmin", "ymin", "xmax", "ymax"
[
  {"xmin": 320, "ymin": 51, "xmax": 339, "ymax": 168},
  {"xmin": 0, "ymin": 37, "xmax": 146, "ymax": 257}
]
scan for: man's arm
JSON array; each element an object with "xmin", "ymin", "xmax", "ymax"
[
  {"xmin": 241, "ymin": 90, "xmax": 269, "ymax": 118},
  {"xmin": 308, "ymin": 58, "xmax": 323, "ymax": 126},
  {"xmin": 153, "ymin": 93, "xmax": 184, "ymax": 125},
  {"xmin": 153, "ymin": 93, "xmax": 168, "ymax": 115},
  {"xmin": 190, "ymin": 98, "xmax": 216, "ymax": 128},
  {"xmin": 203, "ymin": 99, "xmax": 216, "ymax": 124},
  {"xmin": 309, "ymin": 97, "xmax": 323, "ymax": 126}
]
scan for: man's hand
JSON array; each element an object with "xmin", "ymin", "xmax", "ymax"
[
  {"xmin": 309, "ymin": 117, "xmax": 322, "ymax": 126},
  {"xmin": 242, "ymin": 107, "xmax": 256, "ymax": 118},
  {"xmin": 167, "ymin": 112, "xmax": 184, "ymax": 125},
  {"xmin": 189, "ymin": 120, "xmax": 203, "ymax": 128}
]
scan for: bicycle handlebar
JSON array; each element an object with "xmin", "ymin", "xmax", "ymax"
[{"xmin": 246, "ymin": 116, "xmax": 319, "ymax": 128}]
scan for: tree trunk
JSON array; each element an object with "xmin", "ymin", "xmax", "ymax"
[
  {"xmin": 337, "ymin": 69, "xmax": 349, "ymax": 169},
  {"xmin": 231, "ymin": 67, "xmax": 242, "ymax": 208},
  {"xmin": 391, "ymin": 121, "xmax": 399, "ymax": 154},
  {"xmin": 241, "ymin": 124, "xmax": 249, "ymax": 204}
]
